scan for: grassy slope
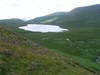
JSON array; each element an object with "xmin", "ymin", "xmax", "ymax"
[
  {"xmin": 27, "ymin": 12, "xmax": 67, "ymax": 24},
  {"xmin": 0, "ymin": 19, "xmax": 27, "ymax": 30},
  {"xmin": 13, "ymin": 30, "xmax": 100, "ymax": 73},
  {"xmin": 0, "ymin": 25, "xmax": 96, "ymax": 75}
]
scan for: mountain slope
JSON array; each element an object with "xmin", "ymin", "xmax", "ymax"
[
  {"xmin": 0, "ymin": 25, "xmax": 96, "ymax": 75},
  {"xmin": 27, "ymin": 12, "xmax": 67, "ymax": 24},
  {"xmin": 23, "ymin": 4, "xmax": 100, "ymax": 73},
  {"xmin": 27, "ymin": 4, "xmax": 100, "ymax": 28},
  {"xmin": 0, "ymin": 18, "xmax": 27, "ymax": 30},
  {"xmin": 26, "ymin": 4, "xmax": 100, "ymax": 41}
]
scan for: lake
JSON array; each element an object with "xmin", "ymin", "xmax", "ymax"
[{"xmin": 19, "ymin": 24, "xmax": 69, "ymax": 33}]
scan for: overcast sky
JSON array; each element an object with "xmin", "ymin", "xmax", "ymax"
[{"xmin": 0, "ymin": 0, "xmax": 100, "ymax": 19}]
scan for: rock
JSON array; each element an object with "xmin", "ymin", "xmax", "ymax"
[
  {"xmin": 32, "ymin": 63, "xmax": 38, "ymax": 70},
  {"xmin": 66, "ymin": 38, "xmax": 70, "ymax": 41},
  {"xmin": 96, "ymin": 56, "xmax": 100, "ymax": 64},
  {"xmin": 0, "ymin": 50, "xmax": 13, "ymax": 56},
  {"xmin": 8, "ymin": 72, "xmax": 16, "ymax": 75},
  {"xmin": 30, "ymin": 50, "xmax": 47, "ymax": 55}
]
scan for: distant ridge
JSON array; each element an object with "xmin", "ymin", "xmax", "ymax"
[{"xmin": 27, "ymin": 4, "xmax": 100, "ymax": 28}]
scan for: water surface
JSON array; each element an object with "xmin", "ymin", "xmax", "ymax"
[{"xmin": 19, "ymin": 24, "xmax": 68, "ymax": 33}]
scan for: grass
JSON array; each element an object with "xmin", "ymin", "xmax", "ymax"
[
  {"xmin": 8, "ymin": 26, "xmax": 100, "ymax": 74},
  {"xmin": 40, "ymin": 17, "xmax": 58, "ymax": 24},
  {"xmin": 0, "ymin": 25, "xmax": 96, "ymax": 75}
]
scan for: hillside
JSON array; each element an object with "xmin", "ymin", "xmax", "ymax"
[
  {"xmin": 0, "ymin": 4, "xmax": 100, "ymax": 74},
  {"xmin": 0, "ymin": 25, "xmax": 96, "ymax": 75},
  {"xmin": 27, "ymin": 12, "xmax": 67, "ymax": 24},
  {"xmin": 27, "ymin": 4, "xmax": 100, "ymax": 28},
  {"xmin": 0, "ymin": 19, "xmax": 27, "ymax": 30},
  {"xmin": 26, "ymin": 4, "xmax": 100, "ymax": 40},
  {"xmin": 20, "ymin": 4, "xmax": 100, "ymax": 73}
]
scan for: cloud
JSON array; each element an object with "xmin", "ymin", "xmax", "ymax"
[{"xmin": 0, "ymin": 0, "xmax": 100, "ymax": 19}]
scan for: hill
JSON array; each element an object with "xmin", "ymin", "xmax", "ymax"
[
  {"xmin": 0, "ymin": 4, "xmax": 100, "ymax": 74},
  {"xmin": 0, "ymin": 25, "xmax": 96, "ymax": 75},
  {"xmin": 0, "ymin": 18, "xmax": 27, "ymax": 30},
  {"xmin": 26, "ymin": 4, "xmax": 100, "ymax": 40},
  {"xmin": 21, "ymin": 4, "xmax": 100, "ymax": 73},
  {"xmin": 27, "ymin": 12, "xmax": 67, "ymax": 24},
  {"xmin": 27, "ymin": 4, "xmax": 100, "ymax": 28}
]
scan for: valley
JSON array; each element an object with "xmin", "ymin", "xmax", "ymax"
[
  {"xmin": 0, "ymin": 4, "xmax": 100, "ymax": 75},
  {"xmin": 0, "ymin": 24, "xmax": 95, "ymax": 75}
]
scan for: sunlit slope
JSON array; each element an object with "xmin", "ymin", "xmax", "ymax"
[{"xmin": 27, "ymin": 12, "xmax": 67, "ymax": 24}]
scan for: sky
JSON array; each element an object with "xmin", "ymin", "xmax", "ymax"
[{"xmin": 0, "ymin": 0, "xmax": 100, "ymax": 20}]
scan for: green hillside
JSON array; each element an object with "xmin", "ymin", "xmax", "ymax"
[
  {"xmin": 0, "ymin": 18, "xmax": 27, "ymax": 30},
  {"xmin": 0, "ymin": 4, "xmax": 100, "ymax": 74},
  {"xmin": 27, "ymin": 12, "xmax": 67, "ymax": 24},
  {"xmin": 27, "ymin": 4, "xmax": 100, "ymax": 28},
  {"xmin": 22, "ymin": 4, "xmax": 100, "ymax": 73},
  {"xmin": 0, "ymin": 25, "xmax": 96, "ymax": 75}
]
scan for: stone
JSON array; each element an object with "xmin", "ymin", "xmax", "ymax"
[
  {"xmin": 0, "ymin": 50, "xmax": 13, "ymax": 56},
  {"xmin": 32, "ymin": 63, "xmax": 38, "ymax": 70},
  {"xmin": 96, "ymin": 56, "xmax": 100, "ymax": 64}
]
